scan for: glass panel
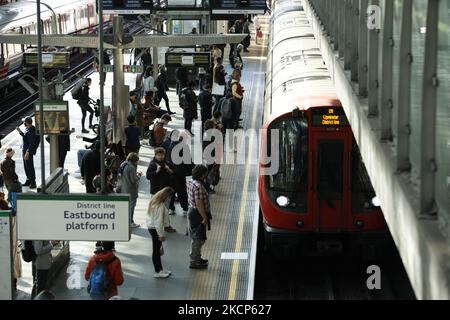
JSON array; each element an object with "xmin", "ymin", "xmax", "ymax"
[
  {"xmin": 317, "ymin": 140, "xmax": 343, "ymax": 200},
  {"xmin": 268, "ymin": 118, "xmax": 308, "ymax": 192},
  {"xmin": 409, "ymin": 0, "xmax": 427, "ymax": 176},
  {"xmin": 436, "ymin": 0, "xmax": 450, "ymax": 219},
  {"xmin": 391, "ymin": 0, "xmax": 403, "ymax": 144}
]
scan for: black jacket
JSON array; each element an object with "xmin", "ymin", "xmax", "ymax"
[
  {"xmin": 78, "ymin": 85, "xmax": 90, "ymax": 104},
  {"xmin": 81, "ymin": 149, "xmax": 101, "ymax": 181},
  {"xmin": 181, "ymin": 87, "xmax": 198, "ymax": 119},
  {"xmin": 198, "ymin": 90, "xmax": 213, "ymax": 119},
  {"xmin": 146, "ymin": 158, "xmax": 174, "ymax": 194},
  {"xmin": 21, "ymin": 126, "xmax": 37, "ymax": 155}
]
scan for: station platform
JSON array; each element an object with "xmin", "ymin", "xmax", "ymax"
[{"xmin": 2, "ymin": 29, "xmax": 268, "ymax": 300}]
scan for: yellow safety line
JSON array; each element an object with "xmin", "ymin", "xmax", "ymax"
[{"xmin": 228, "ymin": 30, "xmax": 267, "ymax": 300}]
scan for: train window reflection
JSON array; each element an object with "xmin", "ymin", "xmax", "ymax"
[{"xmin": 268, "ymin": 118, "xmax": 308, "ymax": 192}]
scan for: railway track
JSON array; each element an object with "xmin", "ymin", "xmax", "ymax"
[{"xmin": 254, "ymin": 232, "xmax": 416, "ymax": 300}]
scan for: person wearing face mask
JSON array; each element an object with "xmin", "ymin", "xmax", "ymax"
[{"xmin": 146, "ymin": 148, "xmax": 176, "ymax": 232}]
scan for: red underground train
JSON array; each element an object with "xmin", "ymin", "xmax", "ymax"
[{"xmin": 258, "ymin": 0, "xmax": 387, "ymax": 258}]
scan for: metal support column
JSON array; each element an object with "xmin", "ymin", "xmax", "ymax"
[
  {"xmin": 379, "ymin": 0, "xmax": 394, "ymax": 140},
  {"xmin": 367, "ymin": 0, "xmax": 379, "ymax": 116},
  {"xmin": 419, "ymin": 0, "xmax": 439, "ymax": 215},
  {"xmin": 358, "ymin": 0, "xmax": 369, "ymax": 97},
  {"xmin": 98, "ymin": 0, "xmax": 106, "ymax": 193},
  {"xmin": 396, "ymin": 1, "xmax": 412, "ymax": 172},
  {"xmin": 112, "ymin": 16, "xmax": 128, "ymax": 145},
  {"xmin": 36, "ymin": 0, "xmax": 46, "ymax": 193},
  {"xmin": 350, "ymin": 0, "xmax": 359, "ymax": 81}
]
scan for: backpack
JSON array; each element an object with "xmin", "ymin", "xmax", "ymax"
[
  {"xmin": 179, "ymin": 92, "xmax": 188, "ymax": 110},
  {"xmin": 220, "ymin": 98, "xmax": 233, "ymax": 120},
  {"xmin": 87, "ymin": 259, "xmax": 115, "ymax": 299},
  {"xmin": 115, "ymin": 161, "xmax": 129, "ymax": 193},
  {"xmin": 71, "ymin": 86, "xmax": 83, "ymax": 100},
  {"xmin": 22, "ymin": 240, "xmax": 37, "ymax": 262},
  {"xmin": 148, "ymin": 126, "xmax": 156, "ymax": 147}
]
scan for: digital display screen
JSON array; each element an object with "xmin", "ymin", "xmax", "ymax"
[
  {"xmin": 311, "ymin": 108, "xmax": 349, "ymax": 127},
  {"xmin": 102, "ymin": 0, "xmax": 152, "ymax": 14},
  {"xmin": 210, "ymin": 0, "xmax": 267, "ymax": 18}
]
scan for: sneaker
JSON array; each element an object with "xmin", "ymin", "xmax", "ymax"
[
  {"xmin": 81, "ymin": 128, "xmax": 89, "ymax": 134},
  {"xmin": 154, "ymin": 271, "xmax": 170, "ymax": 278},
  {"xmin": 168, "ymin": 209, "xmax": 176, "ymax": 216},
  {"xmin": 162, "ymin": 270, "xmax": 172, "ymax": 275},
  {"xmin": 189, "ymin": 262, "xmax": 208, "ymax": 269},
  {"xmin": 130, "ymin": 222, "xmax": 140, "ymax": 228},
  {"xmin": 29, "ymin": 182, "xmax": 36, "ymax": 189},
  {"xmin": 168, "ymin": 111, "xmax": 176, "ymax": 115},
  {"xmin": 164, "ymin": 226, "xmax": 176, "ymax": 233},
  {"xmin": 199, "ymin": 258, "xmax": 209, "ymax": 265}
]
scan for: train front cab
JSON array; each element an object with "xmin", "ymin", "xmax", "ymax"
[{"xmin": 259, "ymin": 106, "xmax": 388, "ymax": 259}]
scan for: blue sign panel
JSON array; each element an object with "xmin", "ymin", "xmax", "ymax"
[{"xmin": 103, "ymin": 0, "xmax": 153, "ymax": 14}]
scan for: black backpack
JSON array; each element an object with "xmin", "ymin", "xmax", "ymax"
[
  {"xmin": 72, "ymin": 87, "xmax": 83, "ymax": 100},
  {"xmin": 22, "ymin": 240, "xmax": 37, "ymax": 262}
]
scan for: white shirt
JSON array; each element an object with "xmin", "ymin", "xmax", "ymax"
[
  {"xmin": 146, "ymin": 203, "xmax": 169, "ymax": 237},
  {"xmin": 143, "ymin": 75, "xmax": 155, "ymax": 94}
]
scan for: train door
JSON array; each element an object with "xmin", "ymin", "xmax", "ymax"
[{"xmin": 311, "ymin": 131, "xmax": 351, "ymax": 231}]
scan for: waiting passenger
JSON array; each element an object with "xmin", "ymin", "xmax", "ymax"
[
  {"xmin": 32, "ymin": 240, "xmax": 60, "ymax": 299},
  {"xmin": 187, "ymin": 165, "xmax": 211, "ymax": 269},
  {"xmin": 85, "ymin": 241, "xmax": 124, "ymax": 300},
  {"xmin": 0, "ymin": 148, "xmax": 19, "ymax": 203},
  {"xmin": 180, "ymin": 81, "xmax": 198, "ymax": 136},
  {"xmin": 124, "ymin": 115, "xmax": 141, "ymax": 156},
  {"xmin": 154, "ymin": 114, "xmax": 172, "ymax": 147},
  {"xmin": 81, "ymin": 141, "xmax": 101, "ymax": 193},
  {"xmin": 146, "ymin": 187, "xmax": 175, "ymax": 278},
  {"xmin": 118, "ymin": 152, "xmax": 142, "ymax": 228},
  {"xmin": 146, "ymin": 147, "xmax": 177, "ymax": 231}
]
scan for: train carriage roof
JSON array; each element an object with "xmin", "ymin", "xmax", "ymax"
[{"xmin": 272, "ymin": 0, "xmax": 304, "ymax": 18}]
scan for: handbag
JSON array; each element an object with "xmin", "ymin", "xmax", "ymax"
[{"xmin": 212, "ymin": 83, "xmax": 225, "ymax": 96}]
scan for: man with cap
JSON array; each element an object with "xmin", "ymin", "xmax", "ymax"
[{"xmin": 16, "ymin": 117, "xmax": 37, "ymax": 189}]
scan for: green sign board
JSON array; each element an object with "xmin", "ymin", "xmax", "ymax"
[
  {"xmin": 165, "ymin": 52, "xmax": 211, "ymax": 67},
  {"xmin": 102, "ymin": 65, "xmax": 144, "ymax": 73}
]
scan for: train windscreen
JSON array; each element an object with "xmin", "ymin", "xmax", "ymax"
[{"xmin": 267, "ymin": 117, "xmax": 309, "ymax": 212}]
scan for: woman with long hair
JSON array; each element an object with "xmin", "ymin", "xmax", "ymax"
[{"xmin": 146, "ymin": 186, "xmax": 174, "ymax": 278}]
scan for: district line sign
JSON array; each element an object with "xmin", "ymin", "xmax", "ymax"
[{"xmin": 17, "ymin": 194, "xmax": 130, "ymax": 241}]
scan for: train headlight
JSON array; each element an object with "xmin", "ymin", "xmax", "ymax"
[
  {"xmin": 276, "ymin": 196, "xmax": 290, "ymax": 207},
  {"xmin": 371, "ymin": 196, "xmax": 380, "ymax": 207}
]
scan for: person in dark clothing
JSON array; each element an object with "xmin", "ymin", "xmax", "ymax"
[
  {"xmin": 146, "ymin": 147, "xmax": 178, "ymax": 217},
  {"xmin": 180, "ymin": 81, "xmax": 198, "ymax": 136},
  {"xmin": 155, "ymin": 65, "xmax": 175, "ymax": 114},
  {"xmin": 81, "ymin": 141, "xmax": 101, "ymax": 193},
  {"xmin": 16, "ymin": 117, "xmax": 37, "ymax": 189},
  {"xmin": 140, "ymin": 48, "xmax": 152, "ymax": 71},
  {"xmin": 163, "ymin": 130, "xmax": 192, "ymax": 216},
  {"xmin": 124, "ymin": 115, "xmax": 141, "ymax": 155},
  {"xmin": 57, "ymin": 128, "xmax": 75, "ymax": 168},
  {"xmin": 198, "ymin": 84, "xmax": 214, "ymax": 137},
  {"xmin": 175, "ymin": 66, "xmax": 189, "ymax": 97},
  {"xmin": 77, "ymin": 78, "xmax": 94, "ymax": 133},
  {"xmin": 0, "ymin": 148, "xmax": 19, "ymax": 203}
]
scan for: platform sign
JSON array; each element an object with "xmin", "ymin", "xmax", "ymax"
[
  {"xmin": 35, "ymin": 101, "xmax": 70, "ymax": 135},
  {"xmin": 0, "ymin": 211, "xmax": 13, "ymax": 300},
  {"xmin": 17, "ymin": 194, "xmax": 130, "ymax": 241},
  {"xmin": 165, "ymin": 52, "xmax": 211, "ymax": 68},
  {"xmin": 210, "ymin": 0, "xmax": 267, "ymax": 18},
  {"xmin": 102, "ymin": 0, "xmax": 152, "ymax": 14},
  {"xmin": 102, "ymin": 65, "xmax": 144, "ymax": 73},
  {"xmin": 24, "ymin": 52, "xmax": 70, "ymax": 68}
]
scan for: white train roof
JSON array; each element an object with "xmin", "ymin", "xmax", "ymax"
[
  {"xmin": 0, "ymin": 0, "xmax": 95, "ymax": 32},
  {"xmin": 272, "ymin": 0, "xmax": 304, "ymax": 18}
]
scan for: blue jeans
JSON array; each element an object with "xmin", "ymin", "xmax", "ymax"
[
  {"xmin": 130, "ymin": 197, "xmax": 137, "ymax": 223},
  {"xmin": 77, "ymin": 149, "xmax": 89, "ymax": 169}
]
